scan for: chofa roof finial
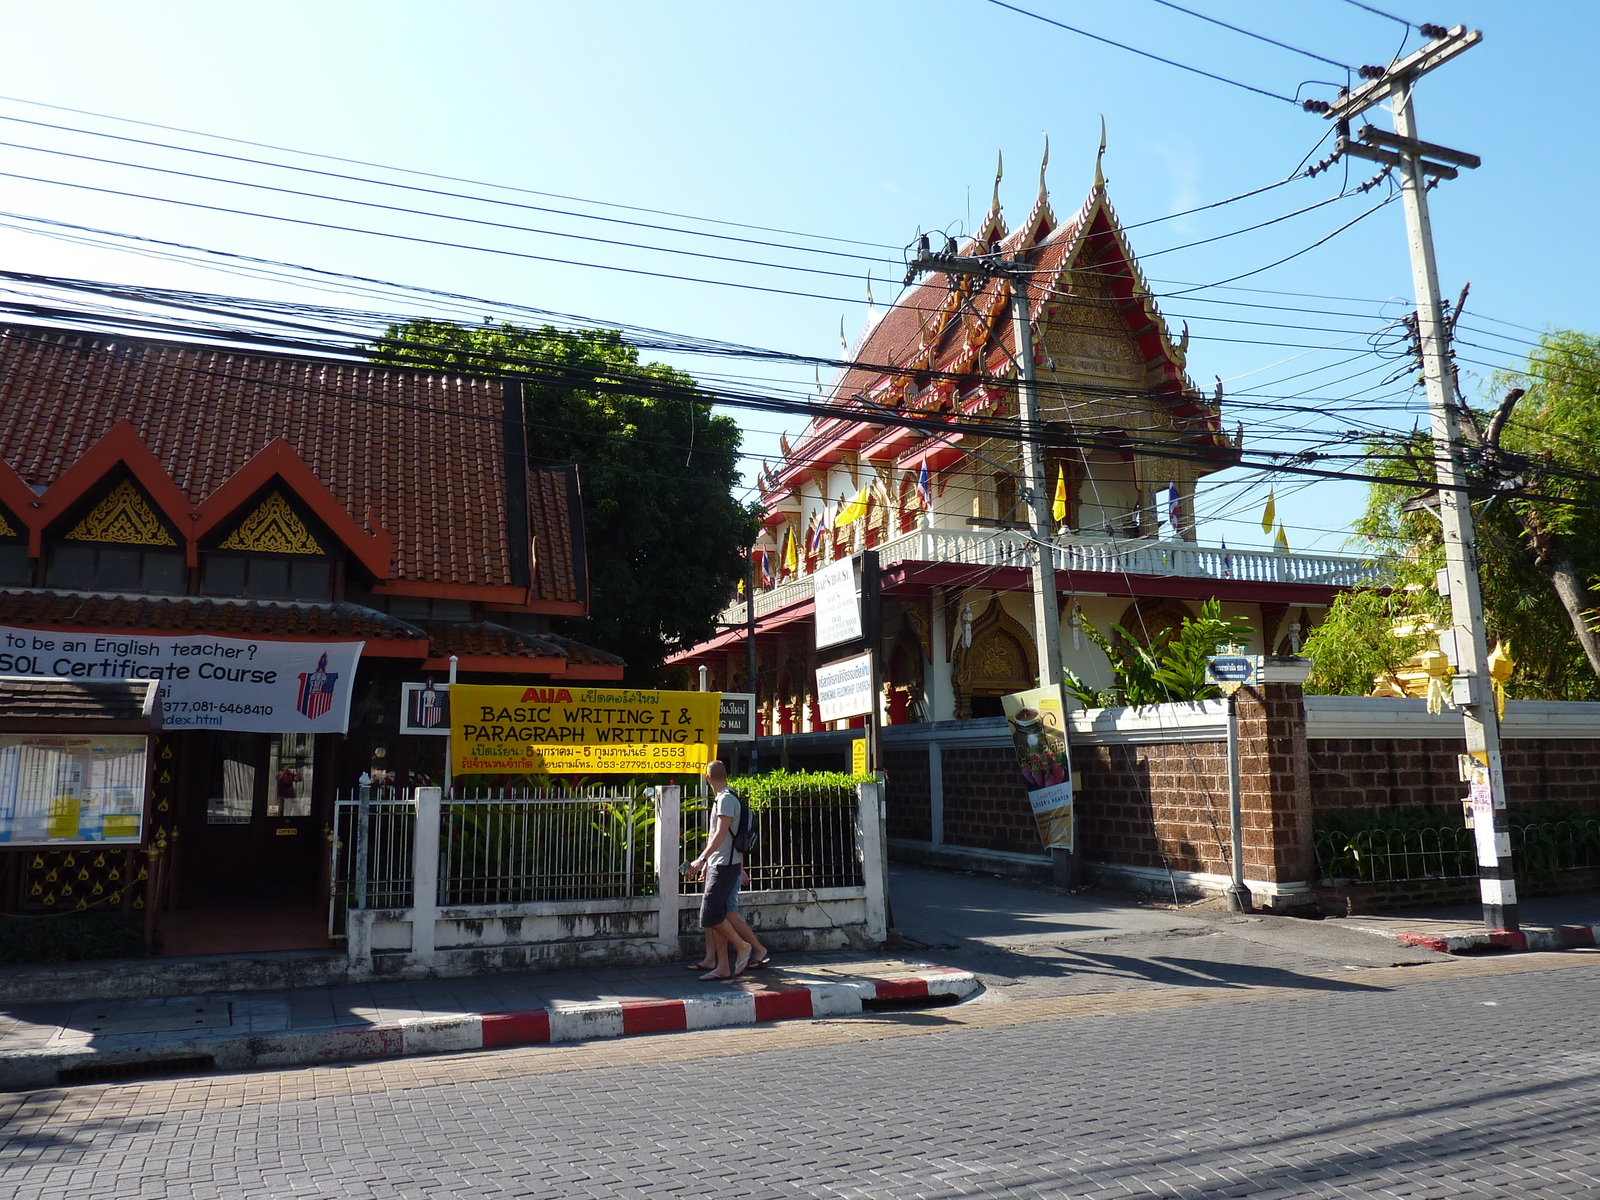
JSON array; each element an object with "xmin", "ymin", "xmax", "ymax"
[
  {"xmin": 990, "ymin": 148, "xmax": 1004, "ymax": 216},
  {"xmin": 1037, "ymin": 132, "xmax": 1050, "ymax": 203},
  {"xmin": 1094, "ymin": 114, "xmax": 1107, "ymax": 190}
]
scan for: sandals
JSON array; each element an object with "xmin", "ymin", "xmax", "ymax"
[
  {"xmin": 749, "ymin": 955, "xmax": 772, "ymax": 969},
  {"xmin": 700, "ymin": 969, "xmax": 733, "ymax": 981},
  {"xmin": 732, "ymin": 947, "xmax": 754, "ymax": 976},
  {"xmin": 687, "ymin": 962, "xmax": 715, "ymax": 971}
]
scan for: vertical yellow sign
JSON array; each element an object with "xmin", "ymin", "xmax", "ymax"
[{"xmin": 851, "ymin": 738, "xmax": 868, "ymax": 777}]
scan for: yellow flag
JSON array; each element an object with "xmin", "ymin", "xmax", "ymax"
[
  {"xmin": 836, "ymin": 487, "xmax": 870, "ymax": 527},
  {"xmin": 1261, "ymin": 489, "xmax": 1276, "ymax": 534},
  {"xmin": 1052, "ymin": 468, "xmax": 1067, "ymax": 524},
  {"xmin": 784, "ymin": 529, "xmax": 798, "ymax": 572},
  {"xmin": 1274, "ymin": 523, "xmax": 1289, "ymax": 552}
]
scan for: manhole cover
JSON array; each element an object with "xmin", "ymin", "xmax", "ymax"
[{"xmin": 66, "ymin": 1001, "xmax": 233, "ymax": 1036}]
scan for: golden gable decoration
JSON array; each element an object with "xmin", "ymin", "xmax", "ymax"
[
  {"xmin": 65, "ymin": 479, "xmax": 176, "ymax": 546},
  {"xmin": 219, "ymin": 490, "xmax": 324, "ymax": 555},
  {"xmin": 0, "ymin": 507, "xmax": 16, "ymax": 538}
]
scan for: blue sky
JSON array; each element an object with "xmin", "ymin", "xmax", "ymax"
[{"xmin": 0, "ymin": 1, "xmax": 1590, "ymax": 554}]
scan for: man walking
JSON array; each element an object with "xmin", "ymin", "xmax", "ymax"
[{"xmin": 686, "ymin": 760, "xmax": 754, "ymax": 980}]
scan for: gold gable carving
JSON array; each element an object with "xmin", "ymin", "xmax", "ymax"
[
  {"xmin": 0, "ymin": 507, "xmax": 15, "ymax": 539},
  {"xmin": 65, "ymin": 480, "xmax": 176, "ymax": 546},
  {"xmin": 219, "ymin": 491, "xmax": 324, "ymax": 556}
]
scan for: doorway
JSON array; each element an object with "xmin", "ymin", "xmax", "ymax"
[{"xmin": 170, "ymin": 731, "xmax": 330, "ymax": 954}]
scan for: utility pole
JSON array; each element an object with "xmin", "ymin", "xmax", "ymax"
[
  {"xmin": 1319, "ymin": 25, "xmax": 1517, "ymax": 931},
  {"xmin": 907, "ymin": 241, "xmax": 1075, "ymax": 882}
]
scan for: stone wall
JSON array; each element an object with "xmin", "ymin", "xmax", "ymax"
[
  {"xmin": 1075, "ymin": 740, "xmax": 1229, "ymax": 875},
  {"xmin": 1307, "ymin": 737, "xmax": 1600, "ymax": 816},
  {"xmin": 883, "ymin": 745, "xmax": 931, "ymax": 842},
  {"xmin": 940, "ymin": 746, "xmax": 1044, "ymax": 855}
]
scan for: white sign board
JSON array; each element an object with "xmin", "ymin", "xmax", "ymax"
[
  {"xmin": 816, "ymin": 651, "xmax": 874, "ymax": 723},
  {"xmin": 813, "ymin": 557, "xmax": 863, "ymax": 649},
  {"xmin": 718, "ymin": 692, "xmax": 756, "ymax": 742},
  {"xmin": 400, "ymin": 681, "xmax": 451, "ymax": 736},
  {"xmin": 0, "ymin": 627, "xmax": 363, "ymax": 734},
  {"xmin": 0, "ymin": 734, "xmax": 147, "ymax": 846}
]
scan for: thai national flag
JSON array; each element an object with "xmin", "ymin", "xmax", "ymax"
[
  {"xmin": 757, "ymin": 550, "xmax": 773, "ymax": 587},
  {"xmin": 916, "ymin": 462, "xmax": 932, "ymax": 509},
  {"xmin": 296, "ymin": 652, "xmax": 339, "ymax": 721}
]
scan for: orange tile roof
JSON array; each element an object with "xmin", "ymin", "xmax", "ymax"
[
  {"xmin": 0, "ymin": 324, "xmax": 586, "ymax": 605},
  {"xmin": 0, "ymin": 588, "xmax": 426, "ymax": 641}
]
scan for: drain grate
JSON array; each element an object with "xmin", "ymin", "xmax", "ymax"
[{"xmin": 58, "ymin": 1055, "xmax": 215, "ymax": 1086}]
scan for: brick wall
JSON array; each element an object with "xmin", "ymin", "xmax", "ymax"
[
  {"xmin": 940, "ymin": 746, "xmax": 1044, "ymax": 854},
  {"xmin": 1075, "ymin": 740, "xmax": 1229, "ymax": 875},
  {"xmin": 1309, "ymin": 737, "xmax": 1600, "ymax": 816},
  {"xmin": 883, "ymin": 746, "xmax": 930, "ymax": 842}
]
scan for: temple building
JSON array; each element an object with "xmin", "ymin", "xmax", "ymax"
[
  {"xmin": 671, "ymin": 153, "xmax": 1376, "ymax": 735},
  {"xmin": 0, "ymin": 323, "xmax": 620, "ymax": 950}
]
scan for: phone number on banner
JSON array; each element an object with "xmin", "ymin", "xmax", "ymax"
[{"xmin": 457, "ymin": 743, "xmax": 714, "ymax": 773}]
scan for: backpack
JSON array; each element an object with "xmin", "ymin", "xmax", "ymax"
[{"xmin": 730, "ymin": 789, "xmax": 759, "ymax": 856}]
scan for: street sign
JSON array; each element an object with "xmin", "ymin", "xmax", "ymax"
[
  {"xmin": 813, "ymin": 557, "xmax": 863, "ymax": 649},
  {"xmin": 718, "ymin": 692, "xmax": 755, "ymax": 742},
  {"xmin": 1205, "ymin": 653, "xmax": 1259, "ymax": 696},
  {"xmin": 816, "ymin": 651, "xmax": 874, "ymax": 722}
]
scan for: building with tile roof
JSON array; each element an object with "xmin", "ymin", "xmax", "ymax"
[
  {"xmin": 671, "ymin": 157, "xmax": 1379, "ymax": 739},
  {"xmin": 0, "ymin": 323, "xmax": 622, "ymax": 937}
]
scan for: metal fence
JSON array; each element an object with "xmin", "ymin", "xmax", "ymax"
[
  {"xmin": 330, "ymin": 783, "xmax": 867, "ymax": 935},
  {"xmin": 329, "ymin": 788, "xmax": 416, "ymax": 936},
  {"xmin": 440, "ymin": 787, "xmax": 656, "ymax": 905},
  {"xmin": 1314, "ymin": 818, "xmax": 1600, "ymax": 885},
  {"xmin": 680, "ymin": 782, "xmax": 864, "ymax": 894}
]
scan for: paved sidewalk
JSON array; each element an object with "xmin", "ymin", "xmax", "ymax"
[{"xmin": 0, "ymin": 951, "xmax": 976, "ymax": 1093}]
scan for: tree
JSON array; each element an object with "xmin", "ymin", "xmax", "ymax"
[
  {"xmin": 1084, "ymin": 599, "xmax": 1255, "ymax": 706},
  {"xmin": 1308, "ymin": 329, "xmax": 1600, "ymax": 700},
  {"xmin": 371, "ymin": 320, "xmax": 759, "ymax": 685}
]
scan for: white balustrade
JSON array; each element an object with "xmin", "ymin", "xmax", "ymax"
[{"xmin": 716, "ymin": 529, "xmax": 1382, "ymax": 625}]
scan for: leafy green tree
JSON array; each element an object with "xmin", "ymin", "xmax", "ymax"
[
  {"xmin": 371, "ymin": 320, "xmax": 759, "ymax": 685},
  {"xmin": 1312, "ymin": 329, "xmax": 1600, "ymax": 700},
  {"xmin": 1087, "ymin": 599, "xmax": 1255, "ymax": 706}
]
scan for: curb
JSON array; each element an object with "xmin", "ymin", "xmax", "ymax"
[
  {"xmin": 1385, "ymin": 924, "xmax": 1600, "ymax": 956},
  {"xmin": 0, "ymin": 970, "xmax": 979, "ymax": 1093}
]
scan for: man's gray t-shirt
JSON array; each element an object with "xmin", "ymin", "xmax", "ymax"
[{"xmin": 705, "ymin": 787, "xmax": 743, "ymax": 867}]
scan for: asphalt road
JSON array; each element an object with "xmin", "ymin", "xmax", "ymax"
[{"xmin": 4, "ymin": 946, "xmax": 1598, "ymax": 1198}]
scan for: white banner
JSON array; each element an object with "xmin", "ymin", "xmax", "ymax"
[
  {"xmin": 0, "ymin": 627, "xmax": 363, "ymax": 734},
  {"xmin": 816, "ymin": 651, "xmax": 874, "ymax": 723},
  {"xmin": 813, "ymin": 557, "xmax": 863, "ymax": 649}
]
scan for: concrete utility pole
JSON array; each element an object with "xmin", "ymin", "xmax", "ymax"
[
  {"xmin": 907, "ymin": 243, "xmax": 1074, "ymax": 880},
  {"xmin": 1321, "ymin": 26, "xmax": 1517, "ymax": 931}
]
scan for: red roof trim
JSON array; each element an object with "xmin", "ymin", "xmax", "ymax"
[
  {"xmin": 30, "ymin": 420, "xmax": 195, "ymax": 560},
  {"xmin": 193, "ymin": 437, "xmax": 394, "ymax": 581}
]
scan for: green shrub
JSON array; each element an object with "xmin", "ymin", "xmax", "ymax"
[{"xmin": 727, "ymin": 769, "xmax": 871, "ymax": 810}]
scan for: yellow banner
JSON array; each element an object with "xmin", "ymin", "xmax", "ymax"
[{"xmin": 450, "ymin": 684, "xmax": 720, "ymax": 775}]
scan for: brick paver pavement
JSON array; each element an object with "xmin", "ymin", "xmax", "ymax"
[{"xmin": 2, "ymin": 951, "xmax": 1596, "ymax": 1198}]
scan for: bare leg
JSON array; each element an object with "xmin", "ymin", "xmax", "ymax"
[
  {"xmin": 693, "ymin": 932, "xmax": 716, "ymax": 970},
  {"xmin": 725, "ymin": 912, "xmax": 766, "ymax": 964},
  {"xmin": 700, "ymin": 921, "xmax": 750, "ymax": 978}
]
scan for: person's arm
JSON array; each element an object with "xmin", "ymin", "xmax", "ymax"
[{"xmin": 689, "ymin": 813, "xmax": 735, "ymax": 878}]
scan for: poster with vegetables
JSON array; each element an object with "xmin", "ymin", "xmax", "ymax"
[{"xmin": 1001, "ymin": 686, "xmax": 1074, "ymax": 850}]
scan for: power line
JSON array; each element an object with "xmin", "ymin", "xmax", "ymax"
[
  {"xmin": 0, "ymin": 93, "xmax": 901, "ymax": 252},
  {"xmin": 1142, "ymin": 0, "xmax": 1353, "ymax": 70},
  {"xmin": 985, "ymin": 0, "xmax": 1302, "ymax": 104},
  {"xmin": 1339, "ymin": 0, "xmax": 1417, "ymax": 30}
]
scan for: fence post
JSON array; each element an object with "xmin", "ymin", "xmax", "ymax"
[
  {"xmin": 410, "ymin": 786, "xmax": 442, "ymax": 968},
  {"xmin": 354, "ymin": 781, "xmax": 371, "ymax": 911},
  {"xmin": 857, "ymin": 781, "xmax": 889, "ymax": 943},
  {"xmin": 655, "ymin": 786, "xmax": 682, "ymax": 956}
]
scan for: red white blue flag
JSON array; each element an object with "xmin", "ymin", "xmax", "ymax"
[
  {"xmin": 295, "ymin": 652, "xmax": 339, "ymax": 721},
  {"xmin": 916, "ymin": 463, "xmax": 932, "ymax": 509}
]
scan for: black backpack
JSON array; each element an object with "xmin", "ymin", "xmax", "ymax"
[{"xmin": 730, "ymin": 790, "xmax": 759, "ymax": 856}]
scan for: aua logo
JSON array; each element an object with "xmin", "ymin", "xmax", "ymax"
[{"xmin": 295, "ymin": 653, "xmax": 339, "ymax": 720}]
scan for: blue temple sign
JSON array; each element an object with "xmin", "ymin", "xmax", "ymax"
[{"xmin": 1206, "ymin": 653, "xmax": 1259, "ymax": 694}]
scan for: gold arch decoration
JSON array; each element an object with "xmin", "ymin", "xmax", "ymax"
[
  {"xmin": 219, "ymin": 490, "xmax": 324, "ymax": 555},
  {"xmin": 65, "ymin": 479, "xmax": 176, "ymax": 546},
  {"xmin": 951, "ymin": 595, "xmax": 1038, "ymax": 719}
]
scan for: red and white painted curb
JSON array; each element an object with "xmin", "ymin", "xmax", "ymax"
[
  {"xmin": 0, "ymin": 970, "xmax": 981, "ymax": 1091},
  {"xmin": 1384, "ymin": 924, "xmax": 1600, "ymax": 956},
  {"xmin": 399, "ymin": 970, "xmax": 979, "ymax": 1057}
]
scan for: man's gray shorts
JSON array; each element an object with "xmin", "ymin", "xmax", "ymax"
[{"xmin": 700, "ymin": 863, "xmax": 740, "ymax": 929}]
